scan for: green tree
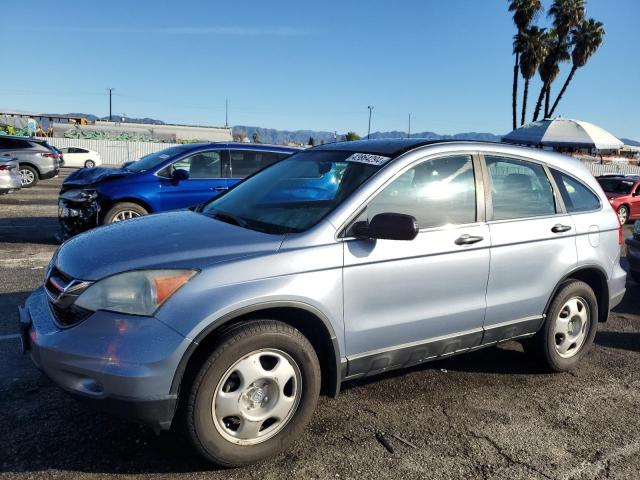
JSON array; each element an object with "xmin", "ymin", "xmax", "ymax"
[
  {"xmin": 533, "ymin": 0, "xmax": 585, "ymax": 120},
  {"xmin": 516, "ymin": 26, "xmax": 548, "ymax": 125},
  {"xmin": 308, "ymin": 136, "xmax": 315, "ymax": 146},
  {"xmin": 344, "ymin": 131, "xmax": 361, "ymax": 141},
  {"xmin": 548, "ymin": 18, "xmax": 604, "ymax": 117},
  {"xmin": 251, "ymin": 132, "xmax": 260, "ymax": 143},
  {"xmin": 508, "ymin": 0, "xmax": 542, "ymax": 130}
]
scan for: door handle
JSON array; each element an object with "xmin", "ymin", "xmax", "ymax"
[
  {"xmin": 212, "ymin": 186, "xmax": 229, "ymax": 191},
  {"xmin": 551, "ymin": 224, "xmax": 572, "ymax": 233},
  {"xmin": 455, "ymin": 234, "xmax": 484, "ymax": 245}
]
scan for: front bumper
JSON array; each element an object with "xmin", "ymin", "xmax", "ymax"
[
  {"xmin": 626, "ymin": 235, "xmax": 640, "ymax": 275},
  {"xmin": 19, "ymin": 287, "xmax": 192, "ymax": 431},
  {"xmin": 57, "ymin": 195, "xmax": 101, "ymax": 240}
]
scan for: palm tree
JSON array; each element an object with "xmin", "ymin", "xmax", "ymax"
[
  {"xmin": 508, "ymin": 0, "xmax": 542, "ymax": 130},
  {"xmin": 532, "ymin": 0, "xmax": 585, "ymax": 120},
  {"xmin": 548, "ymin": 18, "xmax": 605, "ymax": 117},
  {"xmin": 517, "ymin": 26, "xmax": 547, "ymax": 125}
]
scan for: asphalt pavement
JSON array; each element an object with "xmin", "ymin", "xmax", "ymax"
[{"xmin": 0, "ymin": 169, "xmax": 638, "ymax": 479}]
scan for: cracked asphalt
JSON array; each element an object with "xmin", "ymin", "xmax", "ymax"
[{"xmin": 0, "ymin": 169, "xmax": 639, "ymax": 479}]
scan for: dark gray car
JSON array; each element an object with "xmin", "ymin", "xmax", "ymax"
[{"xmin": 0, "ymin": 135, "xmax": 62, "ymax": 187}]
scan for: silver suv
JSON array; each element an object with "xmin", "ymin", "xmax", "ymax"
[
  {"xmin": 0, "ymin": 135, "xmax": 62, "ymax": 187},
  {"xmin": 20, "ymin": 140, "xmax": 626, "ymax": 466}
]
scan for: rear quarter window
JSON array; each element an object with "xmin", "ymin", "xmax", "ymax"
[{"xmin": 551, "ymin": 169, "xmax": 601, "ymax": 213}]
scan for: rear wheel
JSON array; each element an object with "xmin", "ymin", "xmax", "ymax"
[
  {"xmin": 617, "ymin": 205, "xmax": 629, "ymax": 224},
  {"xmin": 185, "ymin": 320, "xmax": 321, "ymax": 467},
  {"xmin": 103, "ymin": 202, "xmax": 148, "ymax": 224},
  {"xmin": 84, "ymin": 160, "xmax": 95, "ymax": 168},
  {"xmin": 526, "ymin": 280, "xmax": 598, "ymax": 371},
  {"xmin": 19, "ymin": 166, "xmax": 38, "ymax": 187}
]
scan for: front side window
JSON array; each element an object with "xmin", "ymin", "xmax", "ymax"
[
  {"xmin": 357, "ymin": 155, "xmax": 477, "ymax": 229},
  {"xmin": 202, "ymin": 150, "xmax": 384, "ymax": 233},
  {"xmin": 125, "ymin": 146, "xmax": 188, "ymax": 172},
  {"xmin": 230, "ymin": 150, "xmax": 289, "ymax": 178},
  {"xmin": 486, "ymin": 155, "xmax": 556, "ymax": 221},
  {"xmin": 171, "ymin": 151, "xmax": 221, "ymax": 179},
  {"xmin": 551, "ymin": 169, "xmax": 601, "ymax": 212}
]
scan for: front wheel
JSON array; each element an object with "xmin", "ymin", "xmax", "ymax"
[
  {"xmin": 103, "ymin": 202, "xmax": 148, "ymax": 224},
  {"xmin": 617, "ymin": 205, "xmax": 629, "ymax": 224},
  {"xmin": 186, "ymin": 320, "xmax": 321, "ymax": 467},
  {"xmin": 527, "ymin": 280, "xmax": 598, "ymax": 371},
  {"xmin": 19, "ymin": 166, "xmax": 38, "ymax": 187}
]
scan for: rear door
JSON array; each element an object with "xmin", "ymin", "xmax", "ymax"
[
  {"xmin": 158, "ymin": 149, "xmax": 228, "ymax": 210},
  {"xmin": 481, "ymin": 154, "xmax": 577, "ymax": 343},
  {"xmin": 227, "ymin": 149, "xmax": 291, "ymax": 187}
]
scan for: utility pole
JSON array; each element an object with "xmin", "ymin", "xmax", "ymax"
[
  {"xmin": 225, "ymin": 98, "xmax": 228, "ymax": 127},
  {"xmin": 408, "ymin": 113, "xmax": 411, "ymax": 139},
  {"xmin": 107, "ymin": 88, "xmax": 115, "ymax": 121},
  {"xmin": 367, "ymin": 105, "xmax": 374, "ymax": 140}
]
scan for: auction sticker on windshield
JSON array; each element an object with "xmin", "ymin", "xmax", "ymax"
[{"xmin": 345, "ymin": 153, "xmax": 391, "ymax": 166}]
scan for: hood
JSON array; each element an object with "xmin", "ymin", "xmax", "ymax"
[
  {"xmin": 56, "ymin": 210, "xmax": 285, "ymax": 280},
  {"xmin": 63, "ymin": 166, "xmax": 132, "ymax": 188},
  {"xmin": 604, "ymin": 192, "xmax": 627, "ymax": 200}
]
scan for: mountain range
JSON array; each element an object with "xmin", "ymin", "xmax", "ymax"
[{"xmin": 44, "ymin": 113, "xmax": 640, "ymax": 146}]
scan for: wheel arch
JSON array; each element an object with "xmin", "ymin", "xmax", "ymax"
[
  {"xmin": 18, "ymin": 162, "xmax": 41, "ymax": 176},
  {"xmin": 170, "ymin": 302, "xmax": 343, "ymax": 403},
  {"xmin": 546, "ymin": 265, "xmax": 610, "ymax": 323},
  {"xmin": 100, "ymin": 197, "xmax": 154, "ymax": 221}
]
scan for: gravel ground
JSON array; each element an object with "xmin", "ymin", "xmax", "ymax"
[{"xmin": 0, "ymin": 169, "xmax": 639, "ymax": 479}]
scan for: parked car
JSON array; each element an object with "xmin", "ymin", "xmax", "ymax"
[
  {"xmin": 20, "ymin": 140, "xmax": 626, "ymax": 466},
  {"xmin": 596, "ymin": 174, "xmax": 640, "ymax": 224},
  {"xmin": 0, "ymin": 153, "xmax": 22, "ymax": 194},
  {"xmin": 625, "ymin": 220, "xmax": 640, "ymax": 283},
  {"xmin": 57, "ymin": 146, "xmax": 102, "ymax": 168},
  {"xmin": 0, "ymin": 135, "xmax": 63, "ymax": 187},
  {"xmin": 57, "ymin": 143, "xmax": 299, "ymax": 239}
]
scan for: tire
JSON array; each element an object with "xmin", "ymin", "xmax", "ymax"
[
  {"xmin": 617, "ymin": 205, "xmax": 629, "ymax": 224},
  {"xmin": 19, "ymin": 165, "xmax": 38, "ymax": 188},
  {"xmin": 103, "ymin": 202, "xmax": 148, "ymax": 224},
  {"xmin": 84, "ymin": 160, "xmax": 95, "ymax": 168},
  {"xmin": 528, "ymin": 280, "xmax": 598, "ymax": 372},
  {"xmin": 185, "ymin": 320, "xmax": 321, "ymax": 467}
]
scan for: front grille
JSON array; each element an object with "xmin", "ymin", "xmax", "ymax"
[
  {"xmin": 44, "ymin": 266, "xmax": 93, "ymax": 328},
  {"xmin": 49, "ymin": 302, "xmax": 92, "ymax": 327}
]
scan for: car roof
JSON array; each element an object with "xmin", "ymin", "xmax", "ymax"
[
  {"xmin": 175, "ymin": 142, "xmax": 301, "ymax": 155},
  {"xmin": 311, "ymin": 139, "xmax": 467, "ymax": 156},
  {"xmin": 0, "ymin": 134, "xmax": 48, "ymax": 143}
]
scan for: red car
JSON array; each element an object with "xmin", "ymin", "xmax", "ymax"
[{"xmin": 597, "ymin": 175, "xmax": 640, "ymax": 224}]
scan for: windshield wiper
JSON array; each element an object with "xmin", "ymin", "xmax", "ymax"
[{"xmin": 206, "ymin": 210, "xmax": 248, "ymax": 228}]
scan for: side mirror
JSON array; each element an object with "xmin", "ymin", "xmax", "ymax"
[
  {"xmin": 172, "ymin": 168, "xmax": 190, "ymax": 182},
  {"xmin": 364, "ymin": 213, "xmax": 419, "ymax": 241}
]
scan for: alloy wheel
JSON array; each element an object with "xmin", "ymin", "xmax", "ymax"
[
  {"xmin": 618, "ymin": 206, "xmax": 628, "ymax": 224},
  {"xmin": 19, "ymin": 169, "xmax": 35, "ymax": 186},
  {"xmin": 112, "ymin": 210, "xmax": 141, "ymax": 222}
]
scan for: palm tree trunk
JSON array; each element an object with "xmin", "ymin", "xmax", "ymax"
[
  {"xmin": 512, "ymin": 52, "xmax": 519, "ymax": 130},
  {"xmin": 549, "ymin": 66, "xmax": 577, "ymax": 118},
  {"xmin": 532, "ymin": 83, "xmax": 546, "ymax": 122},
  {"xmin": 544, "ymin": 84, "xmax": 551, "ymax": 118},
  {"xmin": 520, "ymin": 79, "xmax": 529, "ymax": 126}
]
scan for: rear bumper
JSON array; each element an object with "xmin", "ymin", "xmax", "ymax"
[
  {"xmin": 40, "ymin": 167, "xmax": 59, "ymax": 180},
  {"xmin": 0, "ymin": 171, "xmax": 22, "ymax": 192},
  {"xmin": 19, "ymin": 287, "xmax": 191, "ymax": 431}
]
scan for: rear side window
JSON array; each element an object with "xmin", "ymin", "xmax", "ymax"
[
  {"xmin": 229, "ymin": 150, "xmax": 288, "ymax": 178},
  {"xmin": 551, "ymin": 169, "xmax": 601, "ymax": 213},
  {"xmin": 486, "ymin": 155, "xmax": 556, "ymax": 221}
]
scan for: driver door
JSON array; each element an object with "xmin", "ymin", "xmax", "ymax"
[
  {"xmin": 342, "ymin": 154, "xmax": 490, "ymax": 378},
  {"xmin": 158, "ymin": 150, "xmax": 228, "ymax": 210}
]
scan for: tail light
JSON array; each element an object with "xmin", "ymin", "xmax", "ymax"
[
  {"xmin": 613, "ymin": 205, "xmax": 623, "ymax": 245},
  {"xmin": 0, "ymin": 165, "xmax": 10, "ymax": 171},
  {"xmin": 39, "ymin": 152, "xmax": 57, "ymax": 158}
]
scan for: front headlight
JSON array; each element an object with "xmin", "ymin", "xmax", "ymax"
[{"xmin": 75, "ymin": 269, "xmax": 197, "ymax": 316}]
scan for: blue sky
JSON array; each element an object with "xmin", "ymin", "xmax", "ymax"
[{"xmin": 1, "ymin": 0, "xmax": 638, "ymax": 139}]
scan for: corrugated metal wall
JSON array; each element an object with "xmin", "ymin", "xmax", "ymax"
[
  {"xmin": 45, "ymin": 137, "xmax": 181, "ymax": 165},
  {"xmin": 585, "ymin": 162, "xmax": 640, "ymax": 177}
]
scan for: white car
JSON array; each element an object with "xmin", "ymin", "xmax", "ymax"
[{"xmin": 58, "ymin": 147, "xmax": 102, "ymax": 168}]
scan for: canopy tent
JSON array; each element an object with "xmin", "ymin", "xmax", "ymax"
[{"xmin": 502, "ymin": 118, "xmax": 623, "ymax": 151}]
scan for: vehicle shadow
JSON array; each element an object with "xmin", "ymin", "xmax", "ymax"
[
  {"xmin": 594, "ymin": 331, "xmax": 640, "ymax": 353},
  {"xmin": 0, "ymin": 216, "xmax": 59, "ymax": 245}
]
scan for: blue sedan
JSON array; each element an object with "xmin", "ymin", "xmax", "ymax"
[{"xmin": 57, "ymin": 143, "xmax": 299, "ymax": 239}]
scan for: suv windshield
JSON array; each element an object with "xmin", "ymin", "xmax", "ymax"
[
  {"xmin": 125, "ymin": 146, "xmax": 187, "ymax": 172},
  {"xmin": 598, "ymin": 178, "xmax": 635, "ymax": 194},
  {"xmin": 202, "ymin": 150, "xmax": 388, "ymax": 234}
]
